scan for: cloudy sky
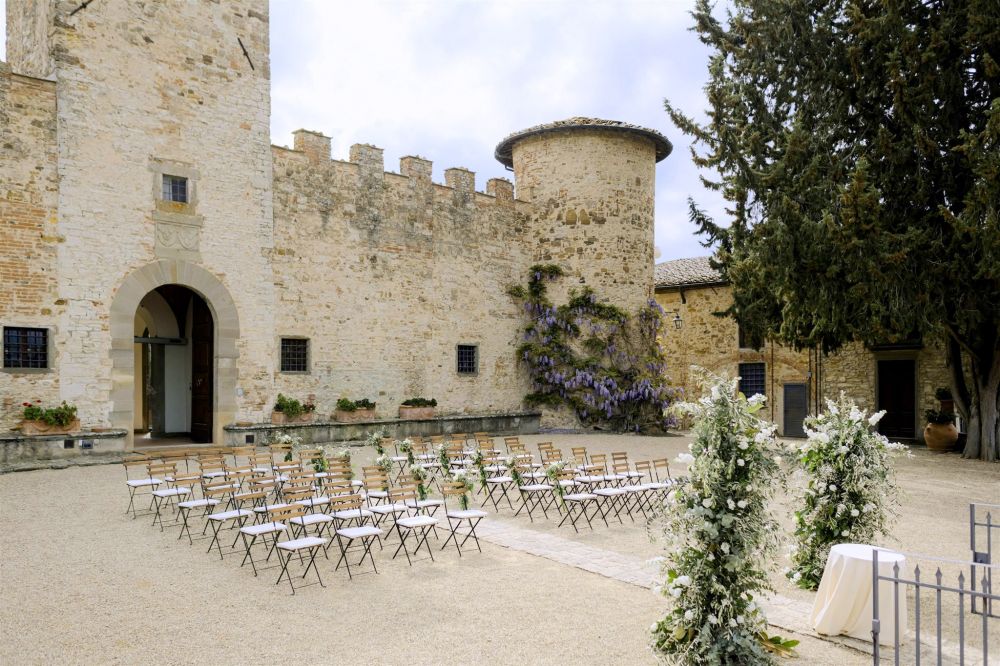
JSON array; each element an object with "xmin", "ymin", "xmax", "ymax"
[{"xmin": 1, "ymin": 0, "xmax": 725, "ymax": 262}]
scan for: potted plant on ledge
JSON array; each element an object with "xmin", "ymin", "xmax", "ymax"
[
  {"xmin": 924, "ymin": 408, "xmax": 959, "ymax": 452},
  {"xmin": 270, "ymin": 393, "xmax": 316, "ymax": 424},
  {"xmin": 333, "ymin": 398, "xmax": 376, "ymax": 423},
  {"xmin": 398, "ymin": 397, "xmax": 437, "ymax": 419},
  {"xmin": 19, "ymin": 401, "xmax": 80, "ymax": 436}
]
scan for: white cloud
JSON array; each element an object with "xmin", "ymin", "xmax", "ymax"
[{"xmin": 2, "ymin": 0, "xmax": 727, "ymax": 261}]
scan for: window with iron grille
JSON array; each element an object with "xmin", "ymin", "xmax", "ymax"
[
  {"xmin": 3, "ymin": 327, "xmax": 48, "ymax": 369},
  {"xmin": 162, "ymin": 174, "xmax": 188, "ymax": 203},
  {"xmin": 456, "ymin": 344, "xmax": 478, "ymax": 375},
  {"xmin": 280, "ymin": 338, "xmax": 308, "ymax": 373},
  {"xmin": 738, "ymin": 362, "xmax": 766, "ymax": 397}
]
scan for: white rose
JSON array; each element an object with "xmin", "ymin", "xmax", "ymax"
[
  {"xmin": 851, "ymin": 509, "xmax": 860, "ymax": 517},
  {"xmin": 721, "ymin": 542, "xmax": 730, "ymax": 554},
  {"xmin": 670, "ymin": 587, "xmax": 682, "ymax": 597},
  {"xmin": 737, "ymin": 500, "xmax": 748, "ymax": 509},
  {"xmin": 737, "ymin": 458, "xmax": 745, "ymax": 467},
  {"xmin": 829, "ymin": 484, "xmax": 837, "ymax": 492},
  {"xmin": 863, "ymin": 503, "xmax": 875, "ymax": 512},
  {"xmin": 747, "ymin": 601, "xmax": 756, "ymax": 612},
  {"xmin": 708, "ymin": 553, "xmax": 715, "ymax": 561},
  {"xmin": 708, "ymin": 614, "xmax": 718, "ymax": 625},
  {"xmin": 736, "ymin": 615, "xmax": 745, "ymax": 625},
  {"xmin": 738, "ymin": 441, "xmax": 749, "ymax": 450},
  {"xmin": 728, "ymin": 617, "xmax": 738, "ymax": 627},
  {"xmin": 650, "ymin": 623, "xmax": 658, "ymax": 632},
  {"xmin": 727, "ymin": 499, "xmax": 736, "ymax": 510},
  {"xmin": 869, "ymin": 410, "xmax": 886, "ymax": 426},
  {"xmin": 792, "ymin": 571, "xmax": 802, "ymax": 582},
  {"xmin": 838, "ymin": 446, "xmax": 849, "ymax": 454},
  {"xmin": 841, "ymin": 530, "xmax": 849, "ymax": 536},
  {"xmin": 702, "ymin": 498, "xmax": 714, "ymax": 508},
  {"xmin": 684, "ymin": 610, "xmax": 694, "ymax": 621},
  {"xmin": 675, "ymin": 575, "xmax": 691, "ymax": 586},
  {"xmin": 850, "ymin": 406, "xmax": 863, "ymax": 422}
]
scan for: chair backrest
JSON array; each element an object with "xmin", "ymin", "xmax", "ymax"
[
  {"xmin": 389, "ymin": 483, "xmax": 419, "ymax": 503},
  {"xmin": 363, "ymin": 471, "xmax": 390, "ymax": 493},
  {"xmin": 589, "ymin": 454, "xmax": 608, "ymax": 472},
  {"xmin": 280, "ymin": 484, "xmax": 314, "ymax": 503},
  {"xmin": 571, "ymin": 446, "xmax": 588, "ymax": 460},
  {"xmin": 652, "ymin": 458, "xmax": 672, "ymax": 481},
  {"xmin": 249, "ymin": 477, "xmax": 278, "ymax": 494},
  {"xmin": 124, "ymin": 459, "xmax": 152, "ymax": 478},
  {"xmin": 329, "ymin": 493, "xmax": 365, "ymax": 513},
  {"xmin": 147, "ymin": 462, "xmax": 176, "ymax": 479},
  {"xmin": 250, "ymin": 452, "xmax": 273, "ymax": 469},
  {"xmin": 326, "ymin": 460, "xmax": 352, "ymax": 476},
  {"xmin": 508, "ymin": 442, "xmax": 527, "ymax": 456},
  {"xmin": 503, "ymin": 436, "xmax": 520, "ymax": 451},
  {"xmin": 542, "ymin": 448, "xmax": 562, "ymax": 464},
  {"xmin": 611, "ymin": 451, "xmax": 630, "ymax": 464},
  {"xmin": 634, "ymin": 460, "xmax": 653, "ymax": 482},
  {"xmin": 286, "ymin": 469, "xmax": 316, "ymax": 485},
  {"xmin": 441, "ymin": 481, "xmax": 468, "ymax": 498},
  {"xmin": 268, "ymin": 443, "xmax": 292, "ymax": 456},
  {"xmin": 268, "ymin": 503, "xmax": 307, "ymax": 523},
  {"xmin": 323, "ymin": 479, "xmax": 353, "ymax": 497},
  {"xmin": 204, "ymin": 481, "xmax": 236, "ymax": 501},
  {"xmin": 296, "ymin": 448, "xmax": 324, "ymax": 463},
  {"xmin": 172, "ymin": 473, "xmax": 201, "ymax": 491},
  {"xmin": 537, "ymin": 441, "xmax": 554, "ymax": 455},
  {"xmin": 611, "ymin": 461, "xmax": 631, "ymax": 476}
]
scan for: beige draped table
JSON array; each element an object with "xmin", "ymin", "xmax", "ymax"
[{"xmin": 810, "ymin": 543, "xmax": 907, "ymax": 645}]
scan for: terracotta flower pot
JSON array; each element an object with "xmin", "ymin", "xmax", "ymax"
[
  {"xmin": 333, "ymin": 408, "xmax": 376, "ymax": 423},
  {"xmin": 270, "ymin": 411, "xmax": 316, "ymax": 425},
  {"xmin": 20, "ymin": 418, "xmax": 81, "ymax": 436},
  {"xmin": 398, "ymin": 405, "xmax": 436, "ymax": 420},
  {"xmin": 924, "ymin": 422, "xmax": 958, "ymax": 452}
]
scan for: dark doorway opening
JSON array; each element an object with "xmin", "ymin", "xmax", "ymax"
[
  {"xmin": 783, "ymin": 383, "xmax": 808, "ymax": 437},
  {"xmin": 133, "ymin": 285, "xmax": 214, "ymax": 444},
  {"xmin": 877, "ymin": 359, "xmax": 916, "ymax": 439}
]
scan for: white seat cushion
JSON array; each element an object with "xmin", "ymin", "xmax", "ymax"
[
  {"xmin": 519, "ymin": 483, "xmax": 551, "ymax": 492},
  {"xmin": 390, "ymin": 456, "xmax": 408, "ymax": 462},
  {"xmin": 294, "ymin": 496, "xmax": 330, "ymax": 507},
  {"xmin": 396, "ymin": 515, "xmax": 438, "ymax": 529},
  {"xmin": 208, "ymin": 508, "xmax": 253, "ymax": 521},
  {"xmin": 289, "ymin": 513, "xmax": 333, "ymax": 526},
  {"xmin": 484, "ymin": 465, "xmax": 506, "ymax": 473},
  {"xmin": 594, "ymin": 488, "xmax": 627, "ymax": 497},
  {"xmin": 404, "ymin": 499, "xmax": 443, "ymax": 509},
  {"xmin": 241, "ymin": 521, "xmax": 286, "ymax": 536},
  {"xmin": 575, "ymin": 475, "xmax": 605, "ymax": 484},
  {"xmin": 202, "ymin": 471, "xmax": 228, "ymax": 479},
  {"xmin": 178, "ymin": 498, "xmax": 221, "ymax": 509},
  {"xmin": 563, "ymin": 492, "xmax": 598, "ymax": 502},
  {"xmin": 331, "ymin": 508, "xmax": 374, "ymax": 520},
  {"xmin": 126, "ymin": 478, "xmax": 162, "ymax": 487},
  {"xmin": 252, "ymin": 466, "xmax": 272, "ymax": 474},
  {"xmin": 646, "ymin": 481, "xmax": 671, "ymax": 489},
  {"xmin": 447, "ymin": 509, "xmax": 488, "ymax": 520},
  {"xmin": 368, "ymin": 503, "xmax": 408, "ymax": 515},
  {"xmin": 366, "ymin": 490, "xmax": 389, "ymax": 499},
  {"xmin": 337, "ymin": 525, "xmax": 382, "ymax": 539},
  {"xmin": 254, "ymin": 502, "xmax": 289, "ymax": 514},
  {"xmin": 276, "ymin": 536, "xmax": 327, "ymax": 551},
  {"xmin": 486, "ymin": 476, "xmax": 512, "ymax": 484},
  {"xmin": 152, "ymin": 487, "xmax": 191, "ymax": 498},
  {"xmin": 558, "ymin": 479, "xmax": 577, "ymax": 487}
]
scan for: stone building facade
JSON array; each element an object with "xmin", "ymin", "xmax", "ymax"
[
  {"xmin": 1, "ymin": 0, "xmax": 671, "ymax": 452},
  {"xmin": 655, "ymin": 257, "xmax": 951, "ymax": 441}
]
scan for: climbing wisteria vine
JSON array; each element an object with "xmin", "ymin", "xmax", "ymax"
[{"xmin": 508, "ymin": 264, "xmax": 677, "ymax": 432}]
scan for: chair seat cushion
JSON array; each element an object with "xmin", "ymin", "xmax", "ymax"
[
  {"xmin": 447, "ymin": 509, "xmax": 488, "ymax": 520},
  {"xmin": 646, "ymin": 481, "xmax": 671, "ymax": 489},
  {"xmin": 252, "ymin": 466, "xmax": 272, "ymax": 474},
  {"xmin": 126, "ymin": 478, "xmax": 162, "ymax": 487},
  {"xmin": 331, "ymin": 508, "xmax": 374, "ymax": 520},
  {"xmin": 208, "ymin": 508, "xmax": 253, "ymax": 521},
  {"xmin": 337, "ymin": 525, "xmax": 382, "ymax": 539},
  {"xmin": 277, "ymin": 536, "xmax": 327, "ymax": 551},
  {"xmin": 390, "ymin": 456, "xmax": 408, "ymax": 462},
  {"xmin": 563, "ymin": 492, "xmax": 598, "ymax": 501},
  {"xmin": 396, "ymin": 515, "xmax": 438, "ymax": 529},
  {"xmin": 558, "ymin": 479, "xmax": 577, "ymax": 487},
  {"xmin": 294, "ymin": 496, "xmax": 330, "ymax": 507},
  {"xmin": 519, "ymin": 483, "xmax": 551, "ymax": 492},
  {"xmin": 241, "ymin": 521, "xmax": 286, "ymax": 536},
  {"xmin": 289, "ymin": 513, "xmax": 333, "ymax": 526},
  {"xmin": 486, "ymin": 476, "xmax": 513, "ymax": 484},
  {"xmin": 254, "ymin": 502, "xmax": 289, "ymax": 514},
  {"xmin": 152, "ymin": 487, "xmax": 191, "ymax": 498},
  {"xmin": 404, "ymin": 499, "xmax": 443, "ymax": 509},
  {"xmin": 575, "ymin": 475, "xmax": 605, "ymax": 483},
  {"xmin": 366, "ymin": 490, "xmax": 389, "ymax": 499},
  {"xmin": 202, "ymin": 471, "xmax": 228, "ymax": 479},
  {"xmin": 368, "ymin": 503, "xmax": 408, "ymax": 515},
  {"xmin": 178, "ymin": 498, "xmax": 221, "ymax": 509},
  {"xmin": 594, "ymin": 488, "xmax": 627, "ymax": 497}
]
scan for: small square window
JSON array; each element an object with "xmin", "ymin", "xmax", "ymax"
[
  {"xmin": 3, "ymin": 327, "xmax": 48, "ymax": 369},
  {"xmin": 162, "ymin": 175, "xmax": 188, "ymax": 204},
  {"xmin": 280, "ymin": 338, "xmax": 308, "ymax": 373},
  {"xmin": 457, "ymin": 344, "xmax": 478, "ymax": 375},
  {"xmin": 738, "ymin": 362, "xmax": 766, "ymax": 397},
  {"xmin": 738, "ymin": 324, "xmax": 761, "ymax": 350}
]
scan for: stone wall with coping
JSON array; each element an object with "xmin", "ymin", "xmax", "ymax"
[{"xmin": 0, "ymin": 65, "xmax": 61, "ymax": 431}]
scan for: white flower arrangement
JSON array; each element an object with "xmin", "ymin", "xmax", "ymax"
[
  {"xmin": 374, "ymin": 453, "xmax": 393, "ymax": 476},
  {"xmin": 649, "ymin": 370, "xmax": 788, "ymax": 664},
  {"xmin": 788, "ymin": 393, "xmax": 909, "ymax": 589},
  {"xmin": 365, "ymin": 427, "xmax": 387, "ymax": 454}
]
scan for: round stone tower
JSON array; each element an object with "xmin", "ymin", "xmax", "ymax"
[{"xmin": 495, "ymin": 117, "xmax": 671, "ymax": 312}]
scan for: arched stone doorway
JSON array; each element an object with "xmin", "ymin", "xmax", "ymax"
[{"xmin": 110, "ymin": 260, "xmax": 239, "ymax": 449}]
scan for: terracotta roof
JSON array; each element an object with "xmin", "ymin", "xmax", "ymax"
[
  {"xmin": 494, "ymin": 117, "xmax": 673, "ymax": 167},
  {"xmin": 654, "ymin": 256, "xmax": 725, "ymax": 288}
]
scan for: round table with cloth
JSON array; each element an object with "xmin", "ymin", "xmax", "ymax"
[{"xmin": 809, "ymin": 543, "xmax": 907, "ymax": 645}]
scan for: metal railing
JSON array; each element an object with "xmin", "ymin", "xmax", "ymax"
[
  {"xmin": 971, "ymin": 503, "xmax": 999, "ymax": 618},
  {"xmin": 872, "ymin": 548, "xmax": 998, "ymax": 665}
]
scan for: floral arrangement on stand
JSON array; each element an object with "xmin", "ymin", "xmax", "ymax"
[
  {"xmin": 449, "ymin": 470, "xmax": 476, "ymax": 510},
  {"xmin": 545, "ymin": 460, "xmax": 568, "ymax": 504},
  {"xmin": 649, "ymin": 371, "xmax": 796, "ymax": 664},
  {"xmin": 410, "ymin": 463, "xmax": 430, "ymax": 501},
  {"xmin": 275, "ymin": 431, "xmax": 303, "ymax": 453},
  {"xmin": 507, "ymin": 264, "xmax": 679, "ymax": 432},
  {"xmin": 374, "ymin": 453, "xmax": 393, "ymax": 477},
  {"xmin": 366, "ymin": 427, "xmax": 388, "ymax": 455},
  {"xmin": 437, "ymin": 443, "xmax": 451, "ymax": 474},
  {"xmin": 396, "ymin": 438, "xmax": 415, "ymax": 466},
  {"xmin": 505, "ymin": 456, "xmax": 524, "ymax": 488},
  {"xmin": 787, "ymin": 394, "xmax": 909, "ymax": 590},
  {"xmin": 470, "ymin": 449, "xmax": 488, "ymax": 489}
]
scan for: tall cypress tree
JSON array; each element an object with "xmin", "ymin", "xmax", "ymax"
[{"xmin": 669, "ymin": 0, "xmax": 1000, "ymax": 460}]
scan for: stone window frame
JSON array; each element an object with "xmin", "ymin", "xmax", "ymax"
[
  {"xmin": 737, "ymin": 323, "xmax": 762, "ymax": 351},
  {"xmin": 456, "ymin": 343, "xmax": 479, "ymax": 376},
  {"xmin": 149, "ymin": 158, "xmax": 202, "ymax": 226},
  {"xmin": 1, "ymin": 323, "xmax": 56, "ymax": 374},
  {"xmin": 278, "ymin": 336, "xmax": 310, "ymax": 374}
]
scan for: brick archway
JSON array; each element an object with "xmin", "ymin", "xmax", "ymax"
[{"xmin": 109, "ymin": 260, "xmax": 240, "ymax": 448}]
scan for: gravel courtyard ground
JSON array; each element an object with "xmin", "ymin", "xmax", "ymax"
[{"xmin": 0, "ymin": 431, "xmax": 996, "ymax": 665}]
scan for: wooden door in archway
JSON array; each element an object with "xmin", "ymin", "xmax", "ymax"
[{"xmin": 190, "ymin": 296, "xmax": 214, "ymax": 443}]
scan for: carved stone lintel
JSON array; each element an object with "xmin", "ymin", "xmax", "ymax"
[{"xmin": 154, "ymin": 219, "xmax": 201, "ymax": 260}]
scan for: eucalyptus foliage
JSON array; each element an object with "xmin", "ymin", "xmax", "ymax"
[
  {"xmin": 509, "ymin": 264, "xmax": 677, "ymax": 432},
  {"xmin": 788, "ymin": 395, "xmax": 910, "ymax": 589},
  {"xmin": 667, "ymin": 0, "xmax": 1000, "ymax": 460},
  {"xmin": 651, "ymin": 372, "xmax": 788, "ymax": 665}
]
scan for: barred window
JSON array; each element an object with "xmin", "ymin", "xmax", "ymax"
[
  {"xmin": 162, "ymin": 174, "xmax": 188, "ymax": 203},
  {"xmin": 3, "ymin": 327, "xmax": 48, "ymax": 369},
  {"xmin": 738, "ymin": 362, "xmax": 766, "ymax": 397},
  {"xmin": 456, "ymin": 344, "xmax": 478, "ymax": 375},
  {"xmin": 280, "ymin": 338, "xmax": 308, "ymax": 373}
]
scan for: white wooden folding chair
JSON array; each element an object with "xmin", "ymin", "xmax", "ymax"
[
  {"xmin": 328, "ymin": 494, "xmax": 383, "ymax": 579},
  {"xmin": 440, "ymin": 481, "xmax": 487, "ymax": 556},
  {"xmin": 390, "ymin": 484, "xmax": 439, "ymax": 566},
  {"xmin": 272, "ymin": 504, "xmax": 327, "ymax": 594}
]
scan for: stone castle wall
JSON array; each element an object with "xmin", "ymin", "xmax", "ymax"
[
  {"xmin": 270, "ymin": 136, "xmax": 534, "ymax": 418},
  {"xmin": 0, "ymin": 66, "xmax": 61, "ymax": 430}
]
